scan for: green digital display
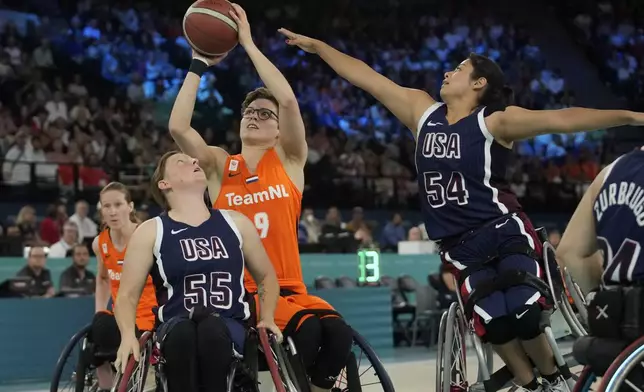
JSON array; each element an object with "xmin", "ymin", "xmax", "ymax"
[{"xmin": 358, "ymin": 249, "xmax": 380, "ymax": 283}]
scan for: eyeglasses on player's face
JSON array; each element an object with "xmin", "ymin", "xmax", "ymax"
[{"xmin": 241, "ymin": 107, "xmax": 278, "ymax": 121}]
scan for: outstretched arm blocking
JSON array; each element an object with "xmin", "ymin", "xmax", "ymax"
[
  {"xmin": 487, "ymin": 106, "xmax": 642, "ymax": 143},
  {"xmin": 278, "ymin": 28, "xmax": 435, "ymax": 136}
]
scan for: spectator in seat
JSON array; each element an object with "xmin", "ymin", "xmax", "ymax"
[
  {"xmin": 2, "ymin": 130, "xmax": 30, "ymax": 185},
  {"xmin": 68, "ymin": 200, "xmax": 98, "ymax": 242},
  {"xmin": 16, "ymin": 245, "xmax": 55, "ymax": 298},
  {"xmin": 428, "ymin": 263, "xmax": 457, "ymax": 310},
  {"xmin": 408, "ymin": 226, "xmax": 422, "ymax": 241},
  {"xmin": 48, "ymin": 221, "xmax": 79, "ymax": 257},
  {"xmin": 79, "ymin": 154, "xmax": 109, "ymax": 188},
  {"xmin": 40, "ymin": 202, "xmax": 66, "ymax": 245},
  {"xmin": 32, "ymin": 38, "xmax": 54, "ymax": 69},
  {"xmin": 44, "ymin": 91, "xmax": 68, "ymax": 123},
  {"xmin": 15, "ymin": 205, "xmax": 38, "ymax": 245},
  {"xmin": 59, "ymin": 243, "xmax": 95, "ymax": 296},
  {"xmin": 548, "ymin": 229, "xmax": 561, "ymax": 248},
  {"xmin": 380, "ymin": 213, "xmax": 406, "ymax": 252},
  {"xmin": 300, "ymin": 208, "xmax": 322, "ymax": 244}
]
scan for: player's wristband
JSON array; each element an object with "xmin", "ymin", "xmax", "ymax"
[{"xmin": 189, "ymin": 58, "xmax": 208, "ymax": 77}]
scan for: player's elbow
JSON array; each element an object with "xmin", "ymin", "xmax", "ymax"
[
  {"xmin": 168, "ymin": 122, "xmax": 189, "ymax": 136},
  {"xmin": 555, "ymin": 245, "xmax": 576, "ymax": 268},
  {"xmin": 279, "ymin": 96, "xmax": 298, "ymax": 110}
]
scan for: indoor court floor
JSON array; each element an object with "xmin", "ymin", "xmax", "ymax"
[{"xmin": 0, "ymin": 342, "xmax": 582, "ymax": 392}]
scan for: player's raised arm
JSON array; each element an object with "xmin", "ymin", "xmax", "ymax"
[
  {"xmin": 168, "ymin": 53, "xmax": 229, "ymax": 176},
  {"xmin": 556, "ymin": 165, "xmax": 609, "ymax": 294},
  {"xmin": 93, "ymin": 237, "xmax": 110, "ymax": 312},
  {"xmin": 228, "ymin": 5, "xmax": 306, "ymax": 163},
  {"xmin": 278, "ymin": 28, "xmax": 435, "ymax": 135},
  {"xmin": 486, "ymin": 106, "xmax": 644, "ymax": 144},
  {"xmin": 114, "ymin": 219, "xmax": 156, "ymax": 340}
]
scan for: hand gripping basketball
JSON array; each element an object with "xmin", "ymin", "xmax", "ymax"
[
  {"xmin": 228, "ymin": 3, "xmax": 253, "ymax": 48},
  {"xmin": 278, "ymin": 28, "xmax": 320, "ymax": 54}
]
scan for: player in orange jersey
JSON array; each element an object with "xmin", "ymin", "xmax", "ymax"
[
  {"xmin": 91, "ymin": 182, "xmax": 157, "ymax": 391},
  {"xmin": 167, "ymin": 4, "xmax": 352, "ymax": 392}
]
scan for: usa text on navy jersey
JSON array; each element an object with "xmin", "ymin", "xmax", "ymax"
[
  {"xmin": 414, "ymin": 103, "xmax": 521, "ymax": 240},
  {"xmin": 150, "ymin": 209, "xmax": 250, "ymax": 322},
  {"xmin": 594, "ymin": 151, "xmax": 644, "ymax": 285}
]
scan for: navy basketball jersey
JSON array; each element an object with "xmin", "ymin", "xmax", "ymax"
[
  {"xmin": 594, "ymin": 151, "xmax": 644, "ymax": 286},
  {"xmin": 150, "ymin": 209, "xmax": 250, "ymax": 323},
  {"xmin": 415, "ymin": 103, "xmax": 521, "ymax": 240}
]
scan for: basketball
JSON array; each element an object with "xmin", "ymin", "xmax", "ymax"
[{"xmin": 183, "ymin": 0, "xmax": 239, "ymax": 56}]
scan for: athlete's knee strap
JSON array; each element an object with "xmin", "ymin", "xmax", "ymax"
[
  {"xmin": 461, "ymin": 258, "xmax": 551, "ymax": 321},
  {"xmin": 483, "ymin": 316, "xmax": 515, "ymax": 345},
  {"xmin": 510, "ymin": 304, "xmax": 543, "ymax": 340}
]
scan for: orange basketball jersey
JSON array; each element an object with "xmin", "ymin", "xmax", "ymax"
[
  {"xmin": 213, "ymin": 148, "xmax": 305, "ymax": 294},
  {"xmin": 97, "ymin": 229, "xmax": 157, "ymax": 331}
]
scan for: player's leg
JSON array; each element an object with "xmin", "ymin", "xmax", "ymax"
[
  {"xmin": 461, "ymin": 267, "xmax": 538, "ymax": 388},
  {"xmin": 257, "ymin": 294, "xmax": 325, "ymax": 370},
  {"xmin": 295, "ymin": 294, "xmax": 353, "ymax": 392},
  {"xmin": 498, "ymin": 255, "xmax": 562, "ymax": 389},
  {"xmin": 90, "ymin": 311, "xmax": 120, "ymax": 390},
  {"xmin": 160, "ymin": 319, "xmax": 198, "ymax": 392},
  {"xmin": 195, "ymin": 313, "xmax": 241, "ymax": 391}
]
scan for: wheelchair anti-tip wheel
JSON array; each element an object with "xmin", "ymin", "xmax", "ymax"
[
  {"xmin": 436, "ymin": 302, "xmax": 468, "ymax": 392},
  {"xmin": 113, "ymin": 331, "xmax": 154, "ymax": 392},
  {"xmin": 51, "ymin": 324, "xmax": 98, "ymax": 392}
]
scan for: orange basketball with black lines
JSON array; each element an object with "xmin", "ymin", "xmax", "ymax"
[{"xmin": 183, "ymin": 0, "xmax": 239, "ymax": 56}]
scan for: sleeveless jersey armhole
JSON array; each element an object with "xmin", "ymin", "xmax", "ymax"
[
  {"xmin": 415, "ymin": 102, "xmax": 444, "ymax": 134},
  {"xmin": 219, "ymin": 209, "xmax": 243, "ymax": 247},
  {"xmin": 601, "ymin": 156, "xmax": 623, "ymax": 186}
]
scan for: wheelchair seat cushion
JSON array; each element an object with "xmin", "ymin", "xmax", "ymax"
[{"xmin": 572, "ymin": 336, "xmax": 629, "ymax": 375}]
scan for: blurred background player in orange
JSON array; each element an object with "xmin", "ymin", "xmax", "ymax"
[
  {"xmin": 91, "ymin": 182, "xmax": 157, "ymax": 391},
  {"xmin": 167, "ymin": 4, "xmax": 352, "ymax": 392}
]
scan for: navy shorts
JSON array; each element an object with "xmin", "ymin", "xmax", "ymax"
[
  {"xmin": 157, "ymin": 315, "xmax": 246, "ymax": 355},
  {"xmin": 223, "ymin": 317, "xmax": 246, "ymax": 355},
  {"xmin": 440, "ymin": 212, "xmax": 546, "ymax": 337}
]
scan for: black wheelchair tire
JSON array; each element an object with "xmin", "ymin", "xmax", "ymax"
[
  {"xmin": 51, "ymin": 324, "xmax": 93, "ymax": 392},
  {"xmin": 351, "ymin": 330, "xmax": 395, "ymax": 392}
]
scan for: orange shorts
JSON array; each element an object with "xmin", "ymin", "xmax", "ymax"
[{"xmin": 253, "ymin": 293, "xmax": 336, "ymax": 330}]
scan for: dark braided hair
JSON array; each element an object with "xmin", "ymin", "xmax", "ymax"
[{"xmin": 468, "ymin": 53, "xmax": 514, "ymax": 114}]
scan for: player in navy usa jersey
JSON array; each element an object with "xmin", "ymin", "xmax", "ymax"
[
  {"xmin": 113, "ymin": 151, "xmax": 280, "ymax": 392},
  {"xmin": 558, "ymin": 149, "xmax": 644, "ymax": 384},
  {"xmin": 278, "ymin": 28, "xmax": 644, "ymax": 392}
]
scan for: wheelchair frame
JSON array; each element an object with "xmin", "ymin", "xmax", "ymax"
[
  {"xmin": 113, "ymin": 315, "xmax": 395, "ymax": 392},
  {"xmin": 435, "ymin": 234, "xmax": 587, "ymax": 392}
]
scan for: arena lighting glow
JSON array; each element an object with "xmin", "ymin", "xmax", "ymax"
[{"xmin": 357, "ymin": 249, "xmax": 380, "ymax": 283}]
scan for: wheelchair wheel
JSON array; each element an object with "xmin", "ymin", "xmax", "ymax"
[
  {"xmin": 435, "ymin": 311, "xmax": 449, "ymax": 392},
  {"xmin": 114, "ymin": 331, "xmax": 154, "ymax": 392},
  {"xmin": 572, "ymin": 367, "xmax": 598, "ymax": 392},
  {"xmin": 437, "ymin": 302, "xmax": 468, "ymax": 392},
  {"xmin": 51, "ymin": 324, "xmax": 98, "ymax": 392},
  {"xmin": 330, "ymin": 329, "xmax": 396, "ymax": 392},
  {"xmin": 599, "ymin": 336, "xmax": 644, "ymax": 392}
]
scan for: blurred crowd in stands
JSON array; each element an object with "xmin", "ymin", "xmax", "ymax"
[
  {"xmin": 562, "ymin": 0, "xmax": 644, "ymax": 111},
  {"xmin": 4, "ymin": 0, "xmax": 641, "ymax": 260},
  {"xmin": 0, "ymin": 0, "xmax": 606, "ymax": 216}
]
